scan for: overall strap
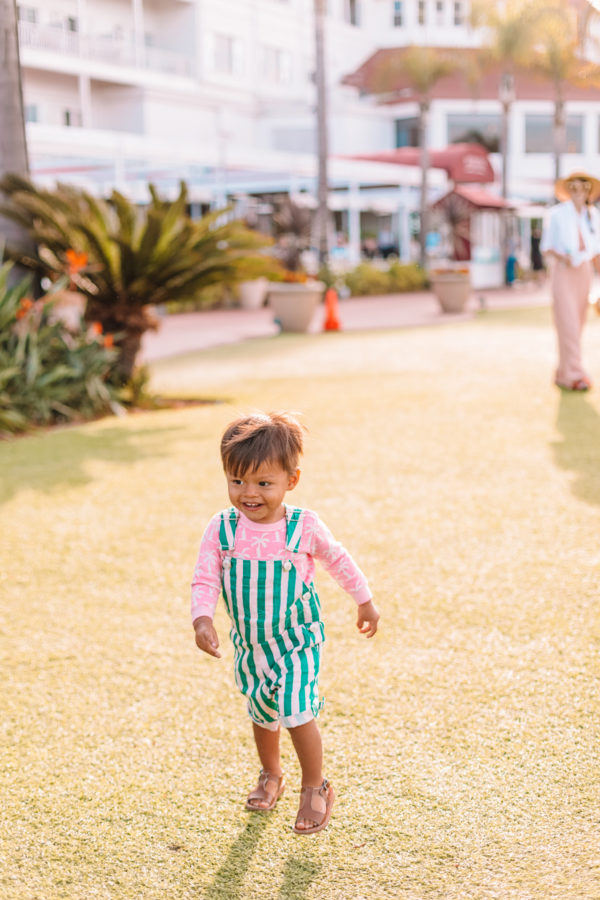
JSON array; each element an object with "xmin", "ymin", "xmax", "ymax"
[
  {"xmin": 218, "ymin": 507, "xmax": 239, "ymax": 551},
  {"xmin": 285, "ymin": 506, "xmax": 304, "ymax": 552}
]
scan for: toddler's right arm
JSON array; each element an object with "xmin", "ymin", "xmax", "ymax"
[
  {"xmin": 191, "ymin": 514, "xmax": 223, "ymax": 657},
  {"xmin": 193, "ymin": 616, "xmax": 221, "ymax": 658}
]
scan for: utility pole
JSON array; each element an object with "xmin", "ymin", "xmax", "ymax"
[{"xmin": 314, "ymin": 0, "xmax": 329, "ymax": 264}]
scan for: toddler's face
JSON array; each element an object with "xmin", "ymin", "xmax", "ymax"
[{"xmin": 225, "ymin": 461, "xmax": 299, "ymax": 524}]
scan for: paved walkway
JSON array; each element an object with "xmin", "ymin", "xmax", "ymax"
[{"xmin": 141, "ymin": 281, "xmax": 554, "ymax": 363}]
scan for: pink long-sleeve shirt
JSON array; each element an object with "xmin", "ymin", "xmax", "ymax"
[{"xmin": 191, "ymin": 508, "xmax": 372, "ymax": 621}]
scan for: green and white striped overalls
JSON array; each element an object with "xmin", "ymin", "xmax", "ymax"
[{"xmin": 219, "ymin": 505, "xmax": 325, "ymax": 731}]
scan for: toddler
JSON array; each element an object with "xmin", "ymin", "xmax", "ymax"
[{"xmin": 191, "ymin": 411, "xmax": 380, "ymax": 834}]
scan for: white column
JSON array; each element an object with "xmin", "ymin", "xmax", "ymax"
[
  {"xmin": 132, "ymin": 0, "xmax": 145, "ymax": 67},
  {"xmin": 78, "ymin": 74, "xmax": 92, "ymax": 128},
  {"xmin": 347, "ymin": 182, "xmax": 361, "ymax": 263},
  {"xmin": 398, "ymin": 187, "xmax": 411, "ymax": 262},
  {"xmin": 76, "ymin": 0, "xmax": 88, "ymax": 38}
]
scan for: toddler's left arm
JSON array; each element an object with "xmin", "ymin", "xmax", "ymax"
[{"xmin": 356, "ymin": 599, "xmax": 380, "ymax": 638}]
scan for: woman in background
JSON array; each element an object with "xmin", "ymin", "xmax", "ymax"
[{"xmin": 541, "ymin": 171, "xmax": 600, "ymax": 391}]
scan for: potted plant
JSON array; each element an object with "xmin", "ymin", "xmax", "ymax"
[
  {"xmin": 266, "ymin": 199, "xmax": 324, "ymax": 332},
  {"xmin": 429, "ymin": 265, "xmax": 472, "ymax": 313},
  {"xmin": 429, "ymin": 193, "xmax": 473, "ymax": 313}
]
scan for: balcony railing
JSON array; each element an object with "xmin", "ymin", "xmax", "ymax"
[{"xmin": 18, "ymin": 22, "xmax": 195, "ymax": 78}]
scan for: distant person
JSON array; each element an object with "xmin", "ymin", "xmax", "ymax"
[
  {"xmin": 330, "ymin": 231, "xmax": 350, "ymax": 261},
  {"xmin": 530, "ymin": 226, "xmax": 545, "ymax": 284},
  {"xmin": 505, "ymin": 237, "xmax": 518, "ymax": 286},
  {"xmin": 190, "ymin": 412, "xmax": 380, "ymax": 834},
  {"xmin": 541, "ymin": 171, "xmax": 600, "ymax": 391},
  {"xmin": 378, "ymin": 230, "xmax": 397, "ymax": 259}
]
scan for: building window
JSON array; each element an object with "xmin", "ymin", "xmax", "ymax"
[
  {"xmin": 261, "ymin": 46, "xmax": 292, "ymax": 85},
  {"xmin": 393, "ymin": 1, "xmax": 403, "ymax": 26},
  {"xmin": 61, "ymin": 108, "xmax": 81, "ymax": 127},
  {"xmin": 454, "ymin": 1, "xmax": 463, "ymax": 25},
  {"xmin": 525, "ymin": 114, "xmax": 583, "ymax": 153},
  {"xmin": 447, "ymin": 113, "xmax": 502, "ymax": 152},
  {"xmin": 213, "ymin": 34, "xmax": 244, "ymax": 76},
  {"xmin": 66, "ymin": 16, "xmax": 78, "ymax": 32},
  {"xmin": 17, "ymin": 5, "xmax": 37, "ymax": 23},
  {"xmin": 24, "ymin": 103, "xmax": 38, "ymax": 123},
  {"xmin": 418, "ymin": 0, "xmax": 426, "ymax": 25},
  {"xmin": 395, "ymin": 117, "xmax": 420, "ymax": 147},
  {"xmin": 436, "ymin": 0, "xmax": 444, "ymax": 25},
  {"xmin": 345, "ymin": 0, "xmax": 359, "ymax": 26}
]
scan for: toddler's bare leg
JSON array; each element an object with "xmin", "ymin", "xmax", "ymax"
[
  {"xmin": 252, "ymin": 722, "xmax": 283, "ymax": 776},
  {"xmin": 289, "ymin": 719, "xmax": 327, "ymax": 831},
  {"xmin": 288, "ymin": 719, "xmax": 323, "ymax": 786}
]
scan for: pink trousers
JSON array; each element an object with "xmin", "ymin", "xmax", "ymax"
[{"xmin": 551, "ymin": 259, "xmax": 592, "ymax": 386}]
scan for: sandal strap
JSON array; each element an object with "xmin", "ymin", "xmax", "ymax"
[
  {"xmin": 247, "ymin": 769, "xmax": 284, "ymax": 802},
  {"xmin": 295, "ymin": 779, "xmax": 330, "ymax": 826}
]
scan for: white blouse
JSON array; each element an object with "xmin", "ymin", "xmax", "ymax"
[{"xmin": 541, "ymin": 200, "xmax": 600, "ymax": 267}]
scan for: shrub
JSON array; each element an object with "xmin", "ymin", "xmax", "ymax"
[
  {"xmin": 342, "ymin": 261, "xmax": 427, "ymax": 296},
  {"xmin": 386, "ymin": 261, "xmax": 428, "ymax": 292},
  {"xmin": 0, "ymin": 264, "xmax": 121, "ymax": 436},
  {"xmin": 343, "ymin": 263, "xmax": 390, "ymax": 296},
  {"xmin": 0, "ymin": 176, "xmax": 277, "ymax": 382}
]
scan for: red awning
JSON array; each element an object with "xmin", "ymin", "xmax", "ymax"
[{"xmin": 347, "ymin": 143, "xmax": 495, "ymax": 183}]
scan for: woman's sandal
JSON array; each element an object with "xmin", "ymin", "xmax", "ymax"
[
  {"xmin": 293, "ymin": 778, "xmax": 335, "ymax": 835},
  {"xmin": 245, "ymin": 770, "xmax": 285, "ymax": 812}
]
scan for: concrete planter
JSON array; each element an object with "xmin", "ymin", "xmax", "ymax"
[
  {"xmin": 430, "ymin": 271, "xmax": 471, "ymax": 313},
  {"xmin": 267, "ymin": 281, "xmax": 324, "ymax": 332},
  {"xmin": 238, "ymin": 278, "xmax": 269, "ymax": 309}
]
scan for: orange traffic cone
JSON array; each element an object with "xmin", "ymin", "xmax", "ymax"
[{"xmin": 323, "ymin": 288, "xmax": 341, "ymax": 331}]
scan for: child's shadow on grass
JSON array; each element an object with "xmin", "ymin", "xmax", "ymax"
[
  {"xmin": 551, "ymin": 392, "xmax": 600, "ymax": 505},
  {"xmin": 278, "ymin": 853, "xmax": 322, "ymax": 899},
  {"xmin": 0, "ymin": 423, "xmax": 183, "ymax": 506},
  {"xmin": 202, "ymin": 817, "xmax": 321, "ymax": 900},
  {"xmin": 202, "ymin": 816, "xmax": 271, "ymax": 899}
]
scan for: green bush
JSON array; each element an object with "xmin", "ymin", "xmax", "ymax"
[
  {"xmin": 342, "ymin": 261, "xmax": 427, "ymax": 296},
  {"xmin": 343, "ymin": 263, "xmax": 390, "ymax": 296},
  {"xmin": 0, "ymin": 264, "xmax": 121, "ymax": 436},
  {"xmin": 386, "ymin": 261, "xmax": 428, "ymax": 292}
]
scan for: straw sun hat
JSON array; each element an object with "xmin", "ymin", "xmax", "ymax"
[{"xmin": 555, "ymin": 171, "xmax": 600, "ymax": 203}]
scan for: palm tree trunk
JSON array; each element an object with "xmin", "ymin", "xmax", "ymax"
[
  {"xmin": 0, "ymin": 0, "xmax": 35, "ymax": 267},
  {"xmin": 553, "ymin": 91, "xmax": 566, "ymax": 184},
  {"xmin": 418, "ymin": 101, "xmax": 430, "ymax": 270},
  {"xmin": 314, "ymin": 0, "xmax": 329, "ymax": 265}
]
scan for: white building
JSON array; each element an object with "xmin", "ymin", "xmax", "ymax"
[{"xmin": 16, "ymin": 0, "xmax": 600, "ymax": 263}]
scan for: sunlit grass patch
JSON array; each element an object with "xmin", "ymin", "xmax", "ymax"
[{"xmin": 2, "ymin": 310, "xmax": 600, "ymax": 899}]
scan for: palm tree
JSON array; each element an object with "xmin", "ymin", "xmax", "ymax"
[
  {"xmin": 470, "ymin": 0, "xmax": 540, "ymax": 201},
  {"xmin": 532, "ymin": 0, "xmax": 600, "ymax": 182},
  {"xmin": 0, "ymin": 176, "xmax": 277, "ymax": 381},
  {"xmin": 314, "ymin": 0, "xmax": 329, "ymax": 265},
  {"xmin": 0, "ymin": 0, "xmax": 34, "ymax": 265},
  {"xmin": 370, "ymin": 46, "xmax": 459, "ymax": 269}
]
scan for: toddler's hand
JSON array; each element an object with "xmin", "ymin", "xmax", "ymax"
[
  {"xmin": 356, "ymin": 600, "xmax": 380, "ymax": 638},
  {"xmin": 193, "ymin": 616, "xmax": 221, "ymax": 658}
]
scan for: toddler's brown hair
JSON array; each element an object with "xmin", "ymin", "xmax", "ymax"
[{"xmin": 221, "ymin": 411, "xmax": 304, "ymax": 476}]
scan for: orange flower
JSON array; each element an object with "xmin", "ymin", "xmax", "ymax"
[
  {"xmin": 15, "ymin": 308, "xmax": 26, "ymax": 320},
  {"xmin": 103, "ymin": 334, "xmax": 114, "ymax": 349},
  {"xmin": 66, "ymin": 249, "xmax": 88, "ymax": 276},
  {"xmin": 283, "ymin": 270, "xmax": 308, "ymax": 284},
  {"xmin": 20, "ymin": 297, "xmax": 34, "ymax": 310},
  {"xmin": 90, "ymin": 321, "xmax": 103, "ymax": 336}
]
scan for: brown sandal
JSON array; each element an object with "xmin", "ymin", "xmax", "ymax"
[
  {"xmin": 245, "ymin": 770, "xmax": 285, "ymax": 811},
  {"xmin": 293, "ymin": 779, "xmax": 335, "ymax": 834}
]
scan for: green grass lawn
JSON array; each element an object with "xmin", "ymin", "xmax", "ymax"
[{"xmin": 2, "ymin": 306, "xmax": 600, "ymax": 899}]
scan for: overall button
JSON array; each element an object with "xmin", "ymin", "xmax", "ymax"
[
  {"xmin": 303, "ymin": 591, "xmax": 311, "ymax": 601},
  {"xmin": 282, "ymin": 560, "xmax": 292, "ymax": 572},
  {"xmin": 222, "ymin": 557, "xmax": 231, "ymax": 570}
]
